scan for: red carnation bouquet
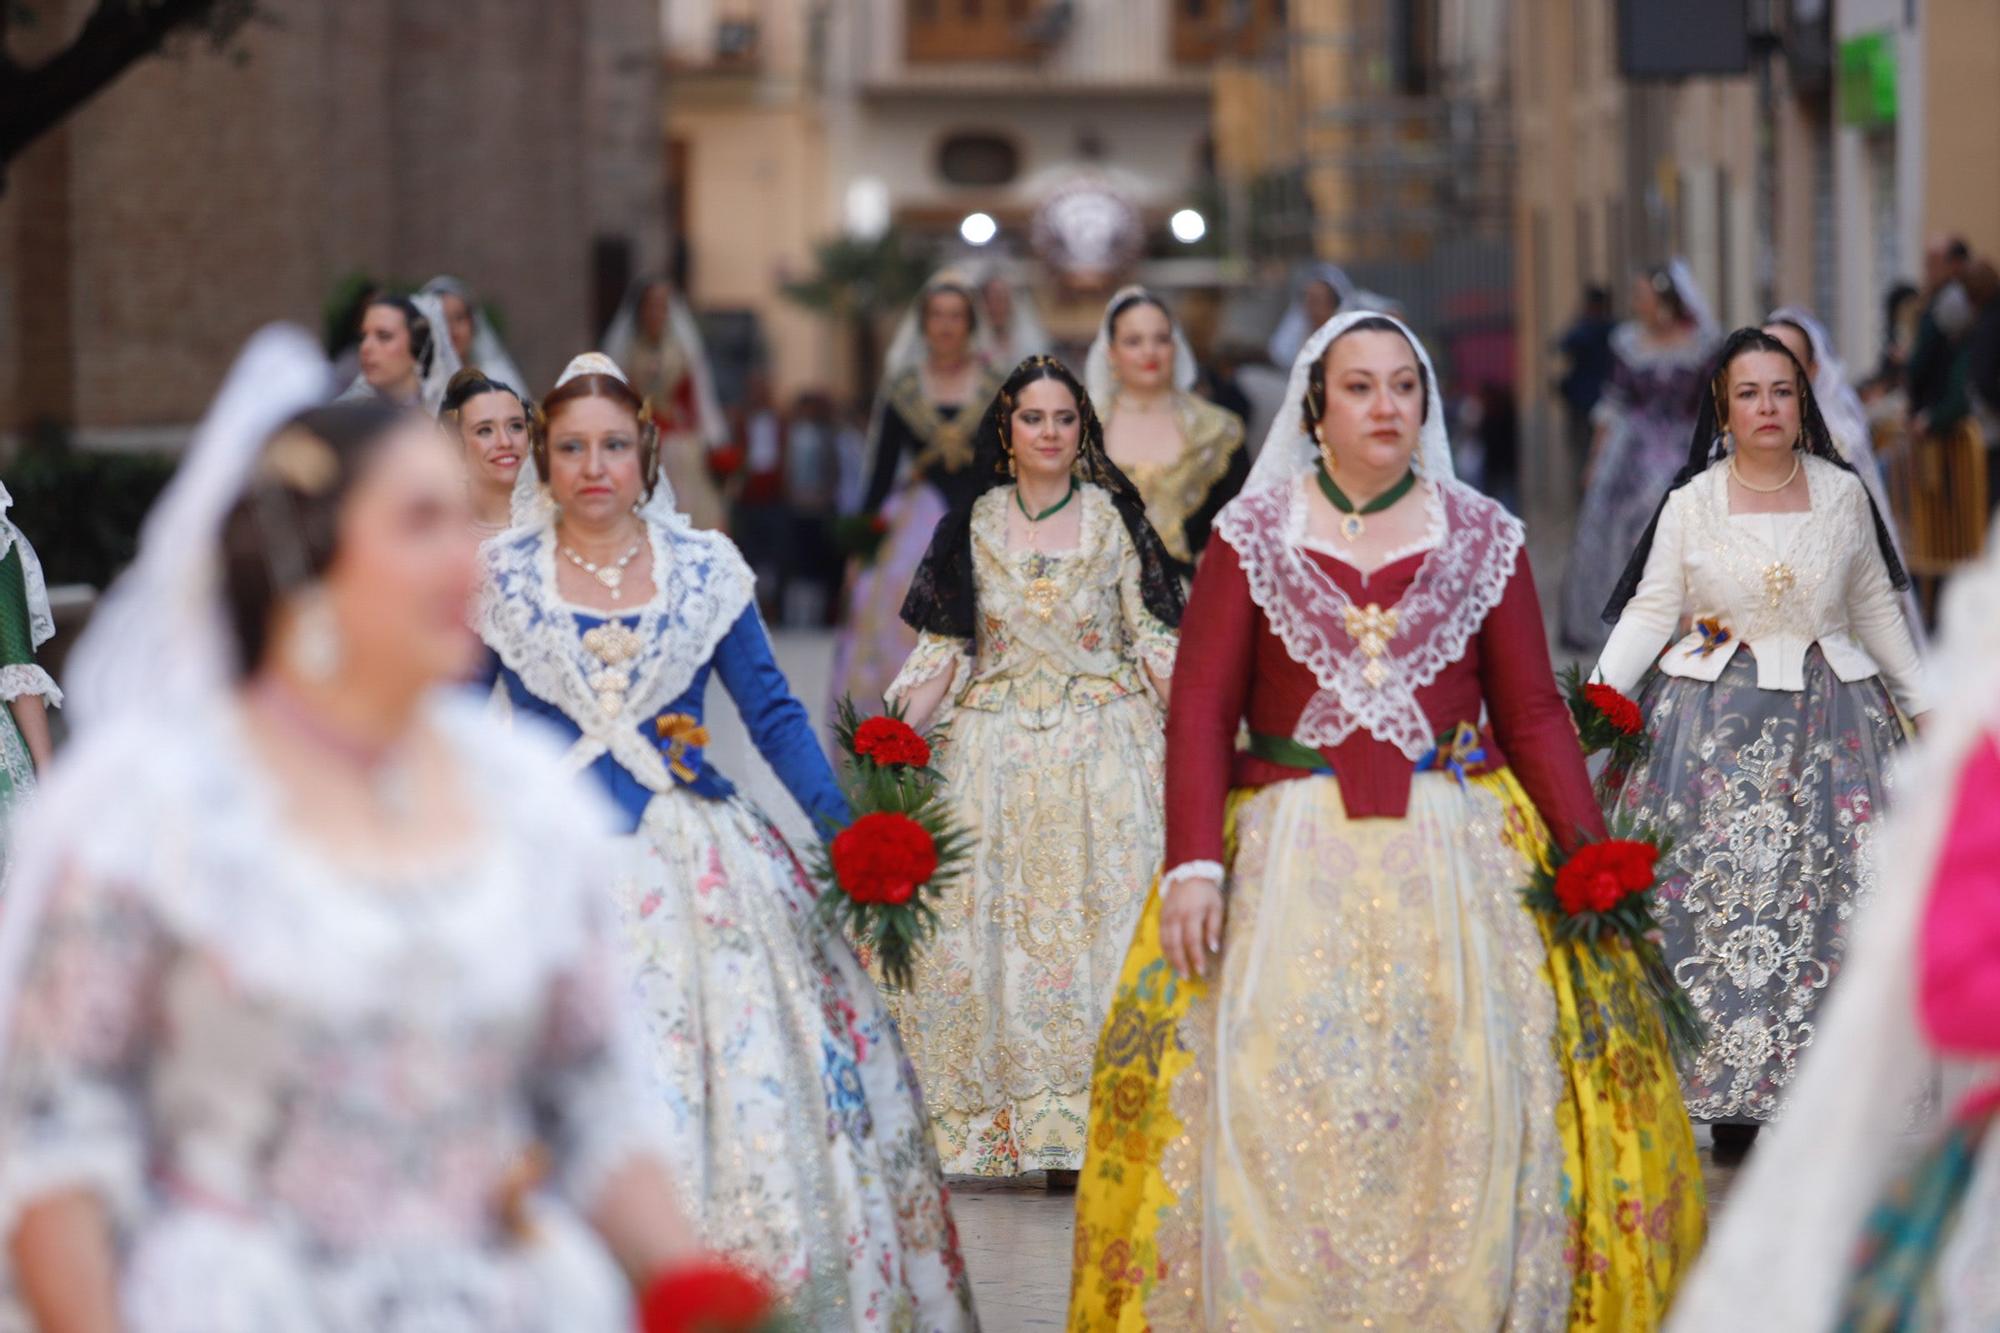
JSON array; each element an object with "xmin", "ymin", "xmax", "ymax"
[
  {"xmin": 1559, "ymin": 664, "xmax": 1650, "ymax": 766},
  {"xmin": 1521, "ymin": 826, "xmax": 1704, "ymax": 1063},
  {"xmin": 641, "ymin": 1257, "xmax": 796, "ymax": 1333},
  {"xmin": 811, "ymin": 699, "xmax": 969, "ymax": 990}
]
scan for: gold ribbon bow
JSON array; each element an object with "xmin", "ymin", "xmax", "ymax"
[{"xmin": 655, "ymin": 713, "xmax": 711, "ymax": 783}]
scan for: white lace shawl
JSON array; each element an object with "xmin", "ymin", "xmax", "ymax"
[
  {"xmin": 476, "ymin": 517, "xmax": 755, "ymax": 794},
  {"xmin": 1211, "ymin": 477, "xmax": 1523, "ymax": 762}
]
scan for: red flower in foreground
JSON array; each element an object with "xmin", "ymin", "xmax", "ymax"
[
  {"xmin": 853, "ymin": 715, "xmax": 932, "ymax": 769},
  {"xmin": 1583, "ymin": 683, "xmax": 1645, "ymax": 736},
  {"xmin": 641, "ymin": 1258, "xmax": 776, "ymax": 1333},
  {"xmin": 831, "ymin": 812, "xmax": 939, "ymax": 905},
  {"xmin": 1554, "ymin": 839, "xmax": 1659, "ymax": 916}
]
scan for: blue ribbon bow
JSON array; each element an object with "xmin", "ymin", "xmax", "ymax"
[{"xmin": 1416, "ymin": 722, "xmax": 1488, "ymax": 789}]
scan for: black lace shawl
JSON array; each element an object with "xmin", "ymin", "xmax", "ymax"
[
  {"xmin": 1602, "ymin": 328, "xmax": 1911, "ymax": 623},
  {"xmin": 900, "ymin": 373, "xmax": 1186, "ymax": 639}
]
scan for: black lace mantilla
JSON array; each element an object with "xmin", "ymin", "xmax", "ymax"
[
  {"xmin": 901, "ymin": 367, "xmax": 1185, "ymax": 639},
  {"xmin": 1603, "ymin": 329, "xmax": 1909, "ymax": 623}
]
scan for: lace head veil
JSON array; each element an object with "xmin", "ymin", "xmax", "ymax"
[
  {"xmin": 1083, "ymin": 285, "xmax": 1199, "ymax": 409},
  {"xmin": 1601, "ymin": 325, "xmax": 1909, "ymax": 622},
  {"xmin": 1664, "ymin": 530, "xmax": 2000, "ymax": 1330},
  {"xmin": 0, "ymin": 325, "xmax": 334, "ymax": 1066},
  {"xmin": 899, "ymin": 353, "xmax": 1185, "ymax": 640},
  {"xmin": 341, "ymin": 293, "xmax": 463, "ymax": 415},
  {"xmin": 599, "ymin": 275, "xmax": 729, "ymax": 448},
  {"xmin": 508, "ymin": 351, "xmax": 685, "ymax": 532},
  {"xmin": 420, "ymin": 275, "xmax": 527, "ymax": 396},
  {"xmin": 1245, "ymin": 308, "xmax": 1456, "ymax": 496}
]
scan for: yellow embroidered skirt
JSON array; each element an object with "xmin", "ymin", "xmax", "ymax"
[{"xmin": 1067, "ymin": 772, "xmax": 1705, "ymax": 1331}]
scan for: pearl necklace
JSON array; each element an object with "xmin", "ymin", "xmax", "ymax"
[
  {"xmin": 1728, "ymin": 452, "xmax": 1801, "ymax": 494},
  {"xmin": 559, "ymin": 536, "xmax": 645, "ymax": 600}
]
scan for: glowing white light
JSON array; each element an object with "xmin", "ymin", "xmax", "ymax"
[
  {"xmin": 844, "ymin": 178, "xmax": 890, "ymax": 240},
  {"xmin": 1170, "ymin": 208, "xmax": 1207, "ymax": 244},
  {"xmin": 959, "ymin": 212, "xmax": 999, "ymax": 246}
]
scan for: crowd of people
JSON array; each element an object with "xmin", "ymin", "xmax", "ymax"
[{"xmin": 0, "ymin": 246, "xmax": 1993, "ymax": 1332}]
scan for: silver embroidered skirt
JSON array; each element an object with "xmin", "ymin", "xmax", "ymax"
[{"xmin": 1597, "ymin": 647, "xmax": 1903, "ymax": 1123}]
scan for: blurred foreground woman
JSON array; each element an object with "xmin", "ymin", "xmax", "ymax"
[{"xmin": 0, "ymin": 330, "xmax": 705, "ymax": 1331}]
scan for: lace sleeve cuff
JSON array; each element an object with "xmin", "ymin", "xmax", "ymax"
[
  {"xmin": 1132, "ymin": 623, "xmax": 1178, "ymax": 696},
  {"xmin": 0, "ymin": 663, "xmax": 60, "ymax": 706},
  {"xmin": 1160, "ymin": 860, "xmax": 1225, "ymax": 897},
  {"xmin": 884, "ymin": 632, "xmax": 969, "ymax": 710}
]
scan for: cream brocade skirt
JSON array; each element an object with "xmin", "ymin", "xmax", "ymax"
[
  {"xmin": 893, "ymin": 688, "xmax": 1165, "ymax": 1176},
  {"xmin": 1074, "ymin": 773, "xmax": 1576, "ymax": 1330}
]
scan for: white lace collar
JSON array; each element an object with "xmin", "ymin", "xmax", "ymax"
[
  {"xmin": 477, "ymin": 518, "xmax": 755, "ymax": 792},
  {"xmin": 1285, "ymin": 476, "xmax": 1446, "ymax": 574},
  {"xmin": 1214, "ymin": 478, "xmax": 1522, "ymax": 760}
]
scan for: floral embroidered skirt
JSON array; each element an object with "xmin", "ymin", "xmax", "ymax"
[
  {"xmin": 1598, "ymin": 648, "xmax": 1903, "ymax": 1123},
  {"xmin": 614, "ymin": 790, "xmax": 975, "ymax": 1332},
  {"xmin": 1067, "ymin": 772, "xmax": 1704, "ymax": 1331},
  {"xmin": 891, "ymin": 689, "xmax": 1164, "ymax": 1176},
  {"xmin": 830, "ymin": 484, "xmax": 948, "ymax": 718}
]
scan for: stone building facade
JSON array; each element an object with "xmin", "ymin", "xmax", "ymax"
[{"xmin": 0, "ymin": 0, "xmax": 666, "ymax": 442}]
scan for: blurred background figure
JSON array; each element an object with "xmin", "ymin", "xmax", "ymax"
[
  {"xmin": 979, "ymin": 265, "xmax": 1051, "ymax": 366},
  {"xmin": 0, "ymin": 482, "xmax": 56, "ymax": 881},
  {"xmin": 780, "ymin": 391, "xmax": 843, "ymax": 628},
  {"xmin": 601, "ymin": 275, "xmax": 731, "ymax": 531},
  {"xmin": 1555, "ymin": 285, "xmax": 1616, "ymax": 498},
  {"xmin": 1558, "ymin": 262, "xmax": 1716, "ymax": 653},
  {"xmin": 439, "ymin": 367, "xmax": 533, "ymax": 540},
  {"xmin": 422, "ymin": 275, "xmax": 528, "ymax": 394},
  {"xmin": 340, "ymin": 292, "xmax": 463, "ymax": 415},
  {"xmin": 730, "ymin": 370, "xmax": 789, "ymax": 617}
]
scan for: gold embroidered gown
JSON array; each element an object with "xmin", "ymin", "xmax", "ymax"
[
  {"xmin": 1115, "ymin": 391, "xmax": 1247, "ymax": 576},
  {"xmin": 886, "ymin": 485, "xmax": 1177, "ymax": 1175}
]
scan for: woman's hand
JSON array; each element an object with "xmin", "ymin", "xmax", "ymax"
[{"xmin": 1159, "ymin": 876, "xmax": 1225, "ymax": 979}]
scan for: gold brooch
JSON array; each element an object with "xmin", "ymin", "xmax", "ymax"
[
  {"xmin": 1762, "ymin": 561, "xmax": 1797, "ymax": 607},
  {"xmin": 581, "ymin": 622, "xmax": 645, "ymax": 716},
  {"xmin": 1343, "ymin": 603, "xmax": 1400, "ymax": 689}
]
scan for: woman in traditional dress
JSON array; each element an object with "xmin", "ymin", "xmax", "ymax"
[
  {"xmin": 1087, "ymin": 287, "xmax": 1247, "ymax": 578},
  {"xmin": 340, "ymin": 292, "xmax": 463, "ymax": 416},
  {"xmin": 1559, "ymin": 262, "xmax": 1716, "ymax": 653},
  {"xmin": 423, "ymin": 274, "xmax": 528, "ymax": 393},
  {"xmin": 830, "ymin": 276, "xmax": 1003, "ymax": 712},
  {"xmin": 0, "ymin": 330, "xmax": 707, "ymax": 1331},
  {"xmin": 978, "ymin": 267, "xmax": 1050, "ymax": 367},
  {"xmin": 1765, "ymin": 306, "xmax": 1927, "ymax": 643},
  {"xmin": 886, "ymin": 355, "xmax": 1182, "ymax": 1181},
  {"xmin": 0, "ymin": 482, "xmax": 57, "ymax": 879},
  {"xmin": 602, "ymin": 276, "xmax": 730, "ymax": 532},
  {"xmin": 440, "ymin": 367, "xmax": 533, "ymax": 540},
  {"xmin": 476, "ymin": 354, "xmax": 973, "ymax": 1331},
  {"xmin": 1591, "ymin": 327, "xmax": 1929, "ymax": 1163},
  {"xmin": 1664, "ymin": 528, "xmax": 2000, "ymax": 1332},
  {"xmin": 1068, "ymin": 311, "xmax": 1705, "ymax": 1331}
]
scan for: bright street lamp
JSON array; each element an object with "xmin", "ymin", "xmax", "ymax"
[
  {"xmin": 1169, "ymin": 208, "xmax": 1207, "ymax": 244},
  {"xmin": 959, "ymin": 212, "xmax": 998, "ymax": 246}
]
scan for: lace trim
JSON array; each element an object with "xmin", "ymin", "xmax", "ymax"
[
  {"xmin": 884, "ymin": 632, "xmax": 969, "ymax": 713},
  {"xmin": 0, "ymin": 522, "xmax": 54, "ymax": 650},
  {"xmin": 1288, "ymin": 480, "xmax": 1447, "ymax": 571},
  {"xmin": 0, "ymin": 663, "xmax": 60, "ymax": 705},
  {"xmin": 1214, "ymin": 477, "xmax": 1522, "ymax": 762},
  {"xmin": 477, "ymin": 519, "xmax": 754, "ymax": 793},
  {"xmin": 1161, "ymin": 860, "xmax": 1225, "ymax": 896}
]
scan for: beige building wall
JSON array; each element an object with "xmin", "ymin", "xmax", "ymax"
[{"xmin": 1922, "ymin": 0, "xmax": 2000, "ymax": 264}]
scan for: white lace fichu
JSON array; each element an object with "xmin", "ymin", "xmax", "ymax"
[
  {"xmin": 507, "ymin": 353, "xmax": 688, "ymax": 533},
  {"xmin": 1082, "ymin": 285, "xmax": 1199, "ymax": 410},
  {"xmin": 1214, "ymin": 480, "xmax": 1522, "ymax": 761},
  {"xmin": 1244, "ymin": 309, "xmax": 1458, "ymax": 497},
  {"xmin": 475, "ymin": 519, "xmax": 754, "ymax": 792}
]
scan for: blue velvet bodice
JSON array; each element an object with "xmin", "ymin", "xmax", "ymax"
[{"xmin": 484, "ymin": 604, "xmax": 848, "ymax": 837}]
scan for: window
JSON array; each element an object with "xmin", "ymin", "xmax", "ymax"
[
  {"xmin": 937, "ymin": 132, "xmax": 1022, "ymax": 187},
  {"xmin": 906, "ymin": 0, "xmax": 1039, "ymax": 61},
  {"xmin": 1173, "ymin": 0, "xmax": 1284, "ymax": 62}
]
